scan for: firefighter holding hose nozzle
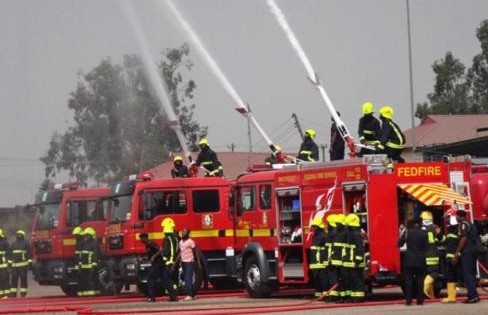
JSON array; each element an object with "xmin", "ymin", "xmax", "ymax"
[
  {"xmin": 194, "ymin": 139, "xmax": 223, "ymax": 177},
  {"xmin": 375, "ymin": 106, "xmax": 405, "ymax": 164}
]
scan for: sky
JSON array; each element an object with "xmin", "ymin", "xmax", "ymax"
[{"xmin": 0, "ymin": 0, "xmax": 487, "ymax": 207}]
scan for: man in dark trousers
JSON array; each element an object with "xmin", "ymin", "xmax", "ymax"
[
  {"xmin": 9, "ymin": 229, "xmax": 31, "ymax": 297},
  {"xmin": 357, "ymin": 102, "xmax": 380, "ymax": 156},
  {"xmin": 329, "ymin": 114, "xmax": 345, "ymax": 161},
  {"xmin": 0, "ymin": 229, "xmax": 10, "ymax": 298},
  {"xmin": 376, "ymin": 106, "xmax": 405, "ymax": 163},
  {"xmin": 297, "ymin": 129, "xmax": 319, "ymax": 162},
  {"xmin": 171, "ymin": 156, "xmax": 189, "ymax": 178},
  {"xmin": 78, "ymin": 227, "xmax": 99, "ymax": 297},
  {"xmin": 454, "ymin": 210, "xmax": 480, "ymax": 303},
  {"xmin": 398, "ymin": 218, "xmax": 428, "ymax": 306},
  {"xmin": 309, "ymin": 217, "xmax": 328, "ymax": 299},
  {"xmin": 140, "ymin": 232, "xmax": 163, "ymax": 302},
  {"xmin": 161, "ymin": 218, "xmax": 179, "ymax": 302},
  {"xmin": 195, "ymin": 139, "xmax": 223, "ymax": 177}
]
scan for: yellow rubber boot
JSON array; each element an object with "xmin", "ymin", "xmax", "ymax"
[
  {"xmin": 423, "ymin": 275, "xmax": 434, "ymax": 299},
  {"xmin": 441, "ymin": 282, "xmax": 457, "ymax": 303}
]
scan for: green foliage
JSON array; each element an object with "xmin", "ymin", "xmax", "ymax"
[
  {"xmin": 41, "ymin": 44, "xmax": 206, "ymax": 185},
  {"xmin": 416, "ymin": 19, "xmax": 488, "ymax": 119}
]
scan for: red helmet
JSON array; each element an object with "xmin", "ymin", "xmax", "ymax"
[{"xmin": 141, "ymin": 172, "xmax": 153, "ymax": 181}]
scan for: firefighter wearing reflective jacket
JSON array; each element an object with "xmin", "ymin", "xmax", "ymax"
[
  {"xmin": 195, "ymin": 139, "xmax": 223, "ymax": 177},
  {"xmin": 441, "ymin": 208, "xmax": 460, "ymax": 303},
  {"xmin": 0, "ymin": 229, "xmax": 10, "ymax": 298},
  {"xmin": 376, "ymin": 106, "xmax": 405, "ymax": 163},
  {"xmin": 344, "ymin": 214, "xmax": 365, "ymax": 303},
  {"xmin": 161, "ymin": 218, "xmax": 179, "ymax": 302},
  {"xmin": 171, "ymin": 156, "xmax": 189, "ymax": 178},
  {"xmin": 9, "ymin": 229, "xmax": 31, "ymax": 297},
  {"xmin": 358, "ymin": 102, "xmax": 380, "ymax": 156},
  {"xmin": 309, "ymin": 217, "xmax": 327, "ymax": 299},
  {"xmin": 297, "ymin": 129, "xmax": 319, "ymax": 162},
  {"xmin": 72, "ymin": 227, "xmax": 83, "ymax": 272},
  {"xmin": 140, "ymin": 232, "xmax": 162, "ymax": 302},
  {"xmin": 330, "ymin": 214, "xmax": 347, "ymax": 302},
  {"xmin": 421, "ymin": 211, "xmax": 440, "ymax": 299},
  {"xmin": 78, "ymin": 227, "xmax": 99, "ymax": 296}
]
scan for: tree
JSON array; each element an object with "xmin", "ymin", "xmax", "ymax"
[
  {"xmin": 466, "ymin": 20, "xmax": 488, "ymax": 114},
  {"xmin": 415, "ymin": 52, "xmax": 469, "ymax": 119},
  {"xmin": 41, "ymin": 44, "xmax": 207, "ymax": 185}
]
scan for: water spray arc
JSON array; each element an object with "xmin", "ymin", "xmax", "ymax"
[
  {"xmin": 162, "ymin": 0, "xmax": 282, "ymax": 156},
  {"xmin": 119, "ymin": 0, "xmax": 192, "ymax": 163},
  {"xmin": 266, "ymin": 0, "xmax": 360, "ymax": 157}
]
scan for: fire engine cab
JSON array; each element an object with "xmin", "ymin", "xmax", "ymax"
[{"xmin": 31, "ymin": 183, "xmax": 110, "ymax": 296}]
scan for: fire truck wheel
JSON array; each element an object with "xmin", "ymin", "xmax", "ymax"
[
  {"xmin": 60, "ymin": 284, "xmax": 78, "ymax": 297},
  {"xmin": 244, "ymin": 256, "xmax": 271, "ymax": 298}
]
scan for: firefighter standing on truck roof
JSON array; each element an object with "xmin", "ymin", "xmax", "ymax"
[
  {"xmin": 140, "ymin": 232, "xmax": 162, "ymax": 302},
  {"xmin": 195, "ymin": 139, "xmax": 223, "ymax": 177},
  {"xmin": 375, "ymin": 106, "xmax": 405, "ymax": 163},
  {"xmin": 297, "ymin": 129, "xmax": 319, "ymax": 162},
  {"xmin": 344, "ymin": 214, "xmax": 365, "ymax": 303},
  {"xmin": 329, "ymin": 113, "xmax": 345, "ymax": 161},
  {"xmin": 358, "ymin": 102, "xmax": 380, "ymax": 157},
  {"xmin": 441, "ymin": 208, "xmax": 460, "ymax": 303},
  {"xmin": 161, "ymin": 218, "xmax": 179, "ymax": 302},
  {"xmin": 420, "ymin": 211, "xmax": 441, "ymax": 299},
  {"xmin": 9, "ymin": 229, "xmax": 31, "ymax": 297},
  {"xmin": 0, "ymin": 229, "xmax": 10, "ymax": 298},
  {"xmin": 309, "ymin": 217, "xmax": 328, "ymax": 299},
  {"xmin": 171, "ymin": 156, "xmax": 189, "ymax": 178},
  {"xmin": 78, "ymin": 227, "xmax": 99, "ymax": 296}
]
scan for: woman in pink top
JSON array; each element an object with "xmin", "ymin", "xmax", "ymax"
[{"xmin": 179, "ymin": 228, "xmax": 198, "ymax": 300}]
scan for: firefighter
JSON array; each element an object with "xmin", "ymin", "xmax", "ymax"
[
  {"xmin": 171, "ymin": 156, "xmax": 189, "ymax": 178},
  {"xmin": 161, "ymin": 218, "xmax": 179, "ymax": 302},
  {"xmin": 297, "ymin": 129, "xmax": 319, "ymax": 162},
  {"xmin": 72, "ymin": 226, "xmax": 83, "ymax": 294},
  {"xmin": 420, "ymin": 211, "xmax": 441, "ymax": 299},
  {"xmin": 324, "ymin": 214, "xmax": 339, "ymax": 302},
  {"xmin": 344, "ymin": 214, "xmax": 365, "ymax": 303},
  {"xmin": 265, "ymin": 146, "xmax": 283, "ymax": 165},
  {"xmin": 441, "ymin": 208, "xmax": 460, "ymax": 303},
  {"xmin": 140, "ymin": 232, "xmax": 162, "ymax": 302},
  {"xmin": 9, "ymin": 229, "xmax": 31, "ymax": 297},
  {"xmin": 375, "ymin": 106, "xmax": 405, "ymax": 163},
  {"xmin": 309, "ymin": 217, "xmax": 327, "ymax": 299},
  {"xmin": 78, "ymin": 227, "xmax": 99, "ymax": 296},
  {"xmin": 329, "ymin": 113, "xmax": 345, "ymax": 161},
  {"xmin": 195, "ymin": 139, "xmax": 223, "ymax": 177},
  {"xmin": 330, "ymin": 213, "xmax": 347, "ymax": 302},
  {"xmin": 358, "ymin": 102, "xmax": 380, "ymax": 156},
  {"xmin": 454, "ymin": 209, "xmax": 480, "ymax": 303},
  {"xmin": 0, "ymin": 229, "xmax": 10, "ymax": 298}
]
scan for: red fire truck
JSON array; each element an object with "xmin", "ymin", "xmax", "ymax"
[{"xmin": 31, "ymin": 183, "xmax": 111, "ymax": 296}]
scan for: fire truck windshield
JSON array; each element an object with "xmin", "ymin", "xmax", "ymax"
[
  {"xmin": 109, "ymin": 195, "xmax": 132, "ymax": 223},
  {"xmin": 35, "ymin": 203, "xmax": 60, "ymax": 229}
]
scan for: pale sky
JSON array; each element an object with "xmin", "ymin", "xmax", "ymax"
[{"xmin": 1, "ymin": 0, "xmax": 487, "ymax": 206}]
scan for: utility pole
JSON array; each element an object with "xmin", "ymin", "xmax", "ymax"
[
  {"xmin": 406, "ymin": 0, "xmax": 417, "ymax": 157},
  {"xmin": 247, "ymin": 103, "xmax": 253, "ymax": 165},
  {"xmin": 320, "ymin": 144, "xmax": 328, "ymax": 162},
  {"xmin": 227, "ymin": 143, "xmax": 236, "ymax": 152},
  {"xmin": 292, "ymin": 113, "xmax": 304, "ymax": 140}
]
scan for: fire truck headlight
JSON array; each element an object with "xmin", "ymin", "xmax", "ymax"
[
  {"xmin": 53, "ymin": 266, "xmax": 64, "ymax": 274},
  {"xmin": 225, "ymin": 247, "xmax": 235, "ymax": 256},
  {"xmin": 126, "ymin": 263, "xmax": 136, "ymax": 270}
]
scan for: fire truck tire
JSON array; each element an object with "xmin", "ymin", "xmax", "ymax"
[
  {"xmin": 244, "ymin": 256, "xmax": 271, "ymax": 298},
  {"xmin": 60, "ymin": 284, "xmax": 78, "ymax": 297}
]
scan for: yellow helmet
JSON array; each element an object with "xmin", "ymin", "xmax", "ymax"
[
  {"xmin": 362, "ymin": 102, "xmax": 374, "ymax": 114},
  {"xmin": 326, "ymin": 214, "xmax": 337, "ymax": 228},
  {"xmin": 420, "ymin": 211, "xmax": 433, "ymax": 220},
  {"xmin": 275, "ymin": 145, "xmax": 282, "ymax": 152},
  {"xmin": 16, "ymin": 229, "xmax": 26, "ymax": 237},
  {"xmin": 161, "ymin": 217, "xmax": 175, "ymax": 233},
  {"xmin": 83, "ymin": 227, "xmax": 96, "ymax": 237},
  {"xmin": 173, "ymin": 156, "xmax": 183, "ymax": 163},
  {"xmin": 0, "ymin": 229, "xmax": 4, "ymax": 238},
  {"xmin": 335, "ymin": 214, "xmax": 346, "ymax": 225},
  {"xmin": 72, "ymin": 226, "xmax": 82, "ymax": 235},
  {"xmin": 311, "ymin": 216, "xmax": 325, "ymax": 229},
  {"xmin": 305, "ymin": 129, "xmax": 316, "ymax": 140},
  {"xmin": 379, "ymin": 106, "xmax": 394, "ymax": 119},
  {"xmin": 345, "ymin": 213, "xmax": 360, "ymax": 227},
  {"xmin": 199, "ymin": 138, "xmax": 209, "ymax": 146}
]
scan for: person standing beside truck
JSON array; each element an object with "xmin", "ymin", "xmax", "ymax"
[
  {"xmin": 175, "ymin": 228, "xmax": 200, "ymax": 301},
  {"xmin": 441, "ymin": 208, "xmax": 461, "ymax": 303},
  {"xmin": 309, "ymin": 217, "xmax": 328, "ymax": 299},
  {"xmin": 78, "ymin": 227, "xmax": 99, "ymax": 297},
  {"xmin": 9, "ymin": 229, "xmax": 31, "ymax": 297},
  {"xmin": 161, "ymin": 218, "xmax": 179, "ymax": 302},
  {"xmin": 0, "ymin": 229, "xmax": 10, "ymax": 298},
  {"xmin": 139, "ymin": 232, "xmax": 162, "ymax": 302}
]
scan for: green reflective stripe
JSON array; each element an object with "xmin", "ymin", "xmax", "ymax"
[
  {"xmin": 447, "ymin": 234, "xmax": 459, "ymax": 239},
  {"xmin": 363, "ymin": 130, "xmax": 374, "ymax": 135},
  {"xmin": 19, "ymin": 288, "xmax": 27, "ymax": 293},
  {"xmin": 310, "ymin": 263, "xmax": 326, "ymax": 269},
  {"xmin": 12, "ymin": 262, "xmax": 29, "ymax": 267},
  {"xmin": 165, "ymin": 237, "xmax": 175, "ymax": 266},
  {"xmin": 10, "ymin": 288, "xmax": 17, "ymax": 293},
  {"xmin": 366, "ymin": 140, "xmax": 380, "ymax": 145},
  {"xmin": 355, "ymin": 256, "xmax": 363, "ymax": 261},
  {"xmin": 329, "ymin": 290, "xmax": 339, "ymax": 297},
  {"xmin": 446, "ymin": 253, "xmax": 455, "ymax": 258},
  {"xmin": 386, "ymin": 141, "xmax": 405, "ymax": 149},
  {"xmin": 0, "ymin": 264, "xmax": 8, "ymax": 268},
  {"xmin": 426, "ymin": 257, "xmax": 439, "ymax": 265},
  {"xmin": 359, "ymin": 136, "xmax": 365, "ymax": 140},
  {"xmin": 377, "ymin": 144, "xmax": 385, "ymax": 150},
  {"xmin": 202, "ymin": 161, "xmax": 213, "ymax": 165},
  {"xmin": 428, "ymin": 232, "xmax": 435, "ymax": 244},
  {"xmin": 351, "ymin": 291, "xmax": 365, "ymax": 297},
  {"xmin": 331, "ymin": 259, "xmax": 343, "ymax": 266},
  {"xmin": 343, "ymin": 262, "xmax": 355, "ymax": 268},
  {"xmin": 12, "ymin": 250, "xmax": 26, "ymax": 253},
  {"xmin": 387, "ymin": 120, "xmax": 405, "ymax": 147}
]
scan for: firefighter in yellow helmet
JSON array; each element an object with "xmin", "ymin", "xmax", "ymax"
[
  {"xmin": 0, "ymin": 229, "xmax": 10, "ymax": 298},
  {"xmin": 344, "ymin": 214, "xmax": 365, "ymax": 303},
  {"xmin": 160, "ymin": 218, "xmax": 179, "ymax": 302},
  {"xmin": 78, "ymin": 227, "xmax": 99, "ymax": 296},
  {"xmin": 376, "ymin": 106, "xmax": 406, "ymax": 163},
  {"xmin": 297, "ymin": 129, "xmax": 319, "ymax": 162},
  {"xmin": 309, "ymin": 217, "xmax": 327, "ymax": 299},
  {"xmin": 195, "ymin": 139, "xmax": 223, "ymax": 177},
  {"xmin": 420, "ymin": 211, "xmax": 441, "ymax": 299},
  {"xmin": 9, "ymin": 229, "xmax": 31, "ymax": 297},
  {"xmin": 72, "ymin": 226, "xmax": 84, "ymax": 291},
  {"xmin": 171, "ymin": 156, "xmax": 189, "ymax": 178},
  {"xmin": 328, "ymin": 214, "xmax": 347, "ymax": 302},
  {"xmin": 358, "ymin": 102, "xmax": 380, "ymax": 157}
]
